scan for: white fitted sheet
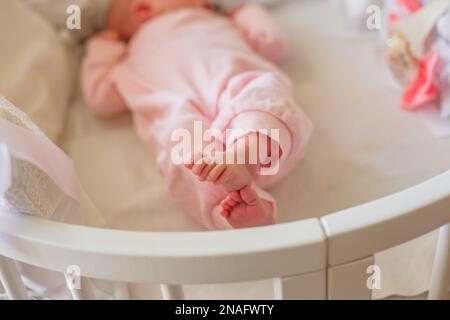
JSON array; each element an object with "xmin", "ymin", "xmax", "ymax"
[{"xmin": 58, "ymin": 0, "xmax": 447, "ymax": 299}]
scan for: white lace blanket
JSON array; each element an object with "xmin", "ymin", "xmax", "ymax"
[{"xmin": 0, "ymin": 98, "xmax": 81, "ymax": 222}]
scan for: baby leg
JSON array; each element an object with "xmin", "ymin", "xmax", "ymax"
[
  {"xmin": 165, "ymin": 158, "xmax": 276, "ymax": 230},
  {"xmin": 136, "ymin": 95, "xmax": 268, "ymax": 229},
  {"xmin": 186, "ymin": 71, "xmax": 313, "ymax": 227},
  {"xmin": 187, "ymin": 71, "xmax": 313, "ymax": 191}
]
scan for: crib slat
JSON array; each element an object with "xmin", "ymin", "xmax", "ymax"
[
  {"xmin": 429, "ymin": 223, "xmax": 450, "ymax": 300},
  {"xmin": 64, "ymin": 274, "xmax": 96, "ymax": 300},
  {"xmin": 115, "ymin": 282, "xmax": 131, "ymax": 300},
  {"xmin": 327, "ymin": 256, "xmax": 375, "ymax": 300},
  {"xmin": 273, "ymin": 270, "xmax": 326, "ymax": 300},
  {"xmin": 0, "ymin": 256, "xmax": 30, "ymax": 300},
  {"xmin": 160, "ymin": 284, "xmax": 185, "ymax": 300}
]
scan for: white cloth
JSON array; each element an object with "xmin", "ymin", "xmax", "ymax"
[{"xmin": 0, "ymin": 99, "xmax": 80, "ymax": 222}]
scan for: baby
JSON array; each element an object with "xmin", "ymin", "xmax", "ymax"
[{"xmin": 81, "ymin": 0, "xmax": 313, "ymax": 230}]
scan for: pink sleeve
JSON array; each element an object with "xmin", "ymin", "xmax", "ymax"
[
  {"xmin": 81, "ymin": 36, "xmax": 128, "ymax": 117},
  {"xmin": 232, "ymin": 4, "xmax": 288, "ymax": 65},
  {"xmin": 227, "ymin": 111, "xmax": 292, "ymax": 164}
]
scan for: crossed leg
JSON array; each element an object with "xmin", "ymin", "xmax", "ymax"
[{"xmin": 185, "ymin": 132, "xmax": 278, "ymax": 228}]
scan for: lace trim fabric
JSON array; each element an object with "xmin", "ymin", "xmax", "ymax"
[
  {"xmin": 0, "ymin": 98, "xmax": 42, "ymax": 134},
  {"xmin": 4, "ymin": 158, "xmax": 64, "ymax": 219},
  {"xmin": 0, "ymin": 97, "xmax": 66, "ymax": 219}
]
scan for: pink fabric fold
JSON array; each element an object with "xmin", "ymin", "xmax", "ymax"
[
  {"xmin": 402, "ymin": 52, "xmax": 441, "ymax": 110},
  {"xmin": 0, "ymin": 119, "xmax": 81, "ymax": 201}
]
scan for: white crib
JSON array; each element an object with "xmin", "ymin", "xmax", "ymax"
[
  {"xmin": 0, "ymin": 139, "xmax": 449, "ymax": 300},
  {"xmin": 1, "ymin": 0, "xmax": 450, "ymax": 301}
]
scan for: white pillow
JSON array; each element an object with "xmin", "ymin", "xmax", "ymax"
[{"xmin": 0, "ymin": 0, "xmax": 75, "ymax": 142}]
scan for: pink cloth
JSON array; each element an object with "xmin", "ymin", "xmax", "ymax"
[
  {"xmin": 81, "ymin": 6, "xmax": 313, "ymax": 230},
  {"xmin": 401, "ymin": 52, "xmax": 441, "ymax": 110}
]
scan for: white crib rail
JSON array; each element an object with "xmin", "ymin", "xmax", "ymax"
[
  {"xmin": 321, "ymin": 171, "xmax": 450, "ymax": 299},
  {"xmin": 321, "ymin": 172, "xmax": 450, "ymax": 266},
  {"xmin": 0, "ymin": 212, "xmax": 326, "ymax": 284},
  {"xmin": 1, "ymin": 169, "xmax": 450, "ymax": 299}
]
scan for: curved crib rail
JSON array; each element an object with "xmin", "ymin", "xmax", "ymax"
[
  {"xmin": 322, "ymin": 171, "xmax": 450, "ymax": 266},
  {"xmin": 0, "ymin": 213, "xmax": 326, "ymax": 284},
  {"xmin": 1, "ymin": 170, "xmax": 450, "ymax": 298}
]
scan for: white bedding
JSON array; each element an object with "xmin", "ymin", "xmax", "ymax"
[{"xmin": 2, "ymin": 0, "xmax": 446, "ymax": 299}]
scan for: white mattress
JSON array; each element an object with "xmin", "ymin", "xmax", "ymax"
[{"xmin": 59, "ymin": 0, "xmax": 444, "ymax": 299}]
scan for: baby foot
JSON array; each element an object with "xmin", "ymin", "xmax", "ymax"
[
  {"xmin": 184, "ymin": 151, "xmax": 253, "ymax": 191},
  {"xmin": 195, "ymin": 161, "xmax": 257, "ymax": 192},
  {"xmin": 185, "ymin": 135, "xmax": 263, "ymax": 192},
  {"xmin": 219, "ymin": 185, "xmax": 274, "ymax": 229}
]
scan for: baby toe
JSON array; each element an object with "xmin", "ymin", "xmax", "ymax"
[{"xmin": 240, "ymin": 185, "xmax": 259, "ymax": 205}]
